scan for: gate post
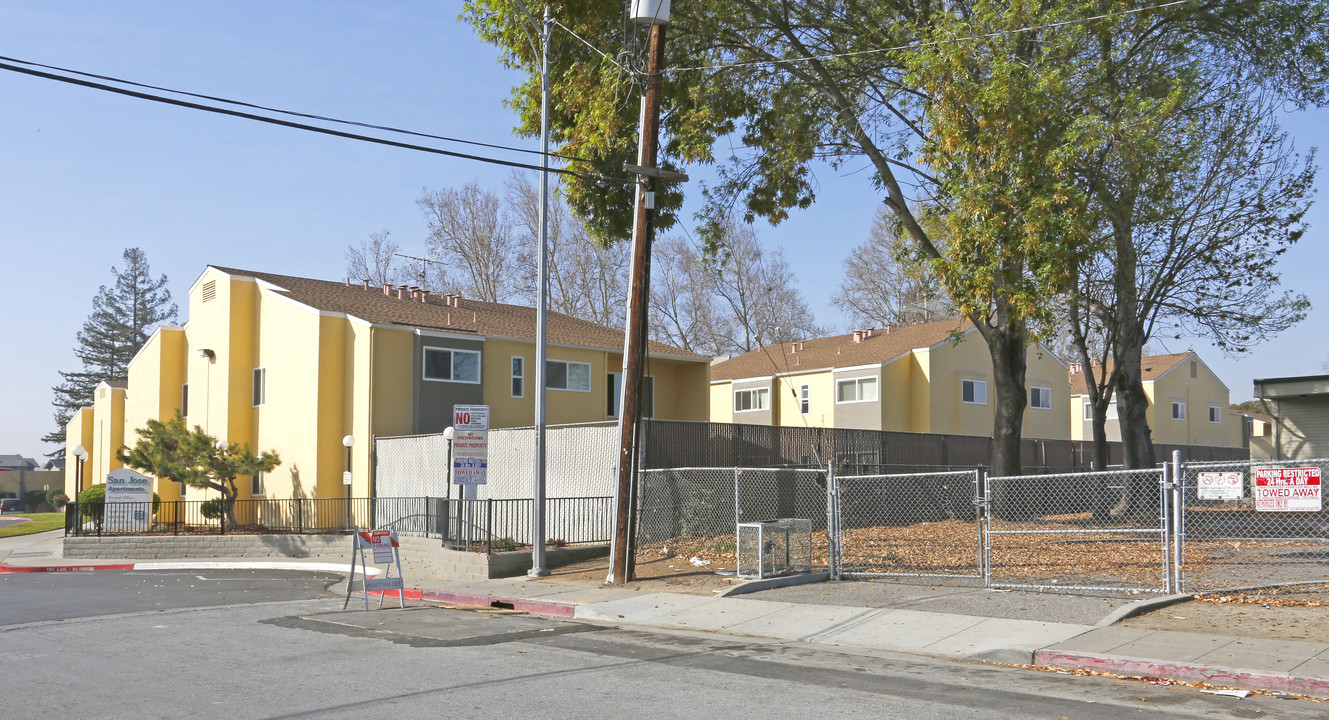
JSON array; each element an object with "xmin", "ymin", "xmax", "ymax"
[
  {"xmin": 979, "ymin": 468, "xmax": 990, "ymax": 586},
  {"xmin": 1160, "ymin": 462, "xmax": 1172, "ymax": 594},
  {"xmin": 825, "ymin": 461, "xmax": 839, "ymax": 580},
  {"xmin": 1172, "ymin": 449, "xmax": 1184, "ymax": 593}
]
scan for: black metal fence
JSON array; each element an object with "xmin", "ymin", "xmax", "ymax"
[
  {"xmin": 66, "ymin": 495, "xmax": 614, "ymax": 554},
  {"xmin": 641, "ymin": 419, "xmax": 1248, "ymax": 474}
]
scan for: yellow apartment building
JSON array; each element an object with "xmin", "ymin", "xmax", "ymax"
[
  {"xmin": 1068, "ymin": 351, "xmax": 1243, "ymax": 448},
  {"xmin": 709, "ymin": 319, "xmax": 1071, "ymax": 440},
  {"xmin": 67, "ymin": 265, "xmax": 709, "ymax": 502}
]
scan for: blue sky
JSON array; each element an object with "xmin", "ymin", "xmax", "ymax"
[{"xmin": 1, "ymin": 1, "xmax": 1325, "ymax": 460}]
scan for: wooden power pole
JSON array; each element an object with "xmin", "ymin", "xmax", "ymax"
[{"xmin": 610, "ymin": 19, "xmax": 672, "ymax": 586}]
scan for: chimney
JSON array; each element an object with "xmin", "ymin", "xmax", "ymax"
[
  {"xmin": 344, "ymin": 277, "xmax": 351, "ymax": 286},
  {"xmin": 884, "ymin": 325, "xmax": 890, "ymax": 334}
]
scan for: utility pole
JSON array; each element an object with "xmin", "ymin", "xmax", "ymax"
[{"xmin": 610, "ymin": 1, "xmax": 677, "ymax": 585}]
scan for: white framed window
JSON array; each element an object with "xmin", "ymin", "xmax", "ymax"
[
  {"xmin": 837, "ymin": 377, "xmax": 878, "ymax": 403},
  {"xmin": 250, "ymin": 471, "xmax": 264, "ymax": 496},
  {"xmin": 181, "ymin": 383, "xmax": 189, "ymax": 417},
  {"xmin": 423, "ymin": 347, "xmax": 481, "ymax": 383},
  {"xmin": 1083, "ymin": 401, "xmax": 1119, "ymax": 421},
  {"xmin": 962, "ymin": 379, "xmax": 987, "ymax": 405},
  {"xmin": 252, "ymin": 367, "xmax": 266, "ymax": 407},
  {"xmin": 511, "ymin": 356, "xmax": 524, "ymax": 398},
  {"xmin": 799, "ymin": 384, "xmax": 810, "ymax": 414},
  {"xmin": 1209, "ymin": 405, "xmax": 1222, "ymax": 423},
  {"xmin": 607, "ymin": 373, "xmax": 653, "ymax": 418},
  {"xmin": 547, "ymin": 359, "xmax": 591, "ymax": 392},
  {"xmin": 1172, "ymin": 401, "xmax": 1187, "ymax": 420},
  {"xmin": 734, "ymin": 387, "xmax": 769, "ymax": 412},
  {"xmin": 1030, "ymin": 386, "xmax": 1052, "ymax": 410}
]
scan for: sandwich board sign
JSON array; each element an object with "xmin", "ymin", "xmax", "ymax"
[
  {"xmin": 452, "ymin": 404, "xmax": 489, "ymax": 485},
  {"xmin": 1197, "ymin": 472, "xmax": 1243, "ymax": 500},
  {"xmin": 344, "ymin": 526, "xmax": 406, "ymax": 611},
  {"xmin": 104, "ymin": 468, "xmax": 153, "ymax": 532},
  {"xmin": 1253, "ymin": 467, "xmax": 1322, "ymax": 512}
]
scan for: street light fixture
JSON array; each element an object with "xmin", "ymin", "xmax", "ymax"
[{"xmin": 71, "ymin": 444, "xmax": 88, "ymax": 497}]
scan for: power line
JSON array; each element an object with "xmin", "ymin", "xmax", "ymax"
[
  {"xmin": 0, "ymin": 59, "xmax": 633, "ymax": 182},
  {"xmin": 0, "ymin": 53, "xmax": 596, "ymax": 164},
  {"xmin": 665, "ymin": 0, "xmax": 1196, "ymax": 75}
]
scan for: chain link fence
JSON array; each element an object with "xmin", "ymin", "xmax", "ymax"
[
  {"xmin": 1177, "ymin": 457, "xmax": 1329, "ymax": 593},
  {"xmin": 635, "ymin": 467, "xmax": 830, "ymax": 570},
  {"xmin": 834, "ymin": 470, "xmax": 981, "ymax": 579},
  {"xmin": 984, "ymin": 468, "xmax": 1171, "ymax": 593}
]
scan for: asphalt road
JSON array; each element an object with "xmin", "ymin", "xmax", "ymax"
[
  {"xmin": 0, "ymin": 516, "xmax": 30, "ymax": 528},
  {"xmin": 1, "ymin": 569, "xmax": 1322, "ymax": 719}
]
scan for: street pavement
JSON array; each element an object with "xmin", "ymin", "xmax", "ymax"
[{"xmin": 4, "ymin": 528, "xmax": 1327, "ymax": 699}]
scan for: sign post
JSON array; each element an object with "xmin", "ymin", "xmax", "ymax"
[
  {"xmin": 104, "ymin": 468, "xmax": 153, "ymax": 532},
  {"xmin": 1254, "ymin": 467, "xmax": 1322, "ymax": 512},
  {"xmin": 452, "ymin": 405, "xmax": 489, "ymax": 549}
]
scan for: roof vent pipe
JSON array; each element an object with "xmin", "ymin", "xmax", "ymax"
[
  {"xmin": 363, "ymin": 279, "xmax": 371, "ymax": 290},
  {"xmin": 383, "ymin": 284, "xmax": 392, "ymax": 296}
]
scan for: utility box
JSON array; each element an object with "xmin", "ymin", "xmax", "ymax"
[{"xmin": 737, "ymin": 518, "xmax": 813, "ymax": 579}]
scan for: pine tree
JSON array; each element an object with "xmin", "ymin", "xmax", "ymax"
[{"xmin": 44, "ymin": 248, "xmax": 178, "ymax": 455}]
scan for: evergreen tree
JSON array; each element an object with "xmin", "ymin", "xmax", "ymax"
[{"xmin": 44, "ymin": 248, "xmax": 178, "ymax": 455}]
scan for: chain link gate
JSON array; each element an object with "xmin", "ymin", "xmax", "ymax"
[
  {"xmin": 1176, "ymin": 456, "xmax": 1329, "ymax": 593},
  {"xmin": 830, "ymin": 469, "xmax": 982, "ymax": 579},
  {"xmin": 983, "ymin": 467, "xmax": 1172, "ymax": 593}
]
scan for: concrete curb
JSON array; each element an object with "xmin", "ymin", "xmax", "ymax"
[
  {"xmin": 1095, "ymin": 593, "xmax": 1192, "ymax": 627},
  {"xmin": 717, "ymin": 572, "xmax": 830, "ymax": 597},
  {"xmin": 0, "ymin": 560, "xmax": 375, "ymax": 575},
  {"xmin": 420, "ymin": 588, "xmax": 578, "ymax": 618},
  {"xmin": 1034, "ymin": 648, "xmax": 1329, "ymax": 698}
]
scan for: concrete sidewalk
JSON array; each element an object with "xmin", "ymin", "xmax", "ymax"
[{"xmin": 4, "ymin": 530, "xmax": 1326, "ymax": 698}]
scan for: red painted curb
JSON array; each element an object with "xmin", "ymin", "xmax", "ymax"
[
  {"xmin": 1034, "ymin": 649, "xmax": 1329, "ymax": 698},
  {"xmin": 365, "ymin": 588, "xmax": 425, "ymax": 601},
  {"xmin": 0, "ymin": 562, "xmax": 135, "ymax": 573},
  {"xmin": 419, "ymin": 588, "xmax": 578, "ymax": 618}
]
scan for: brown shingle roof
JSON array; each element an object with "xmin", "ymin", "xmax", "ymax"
[
  {"xmin": 1067, "ymin": 352, "xmax": 1193, "ymax": 395},
  {"xmin": 104, "ymin": 379, "xmax": 128, "ymax": 389},
  {"xmin": 210, "ymin": 266, "xmax": 700, "ymax": 359},
  {"xmin": 709, "ymin": 318, "xmax": 974, "ymax": 382}
]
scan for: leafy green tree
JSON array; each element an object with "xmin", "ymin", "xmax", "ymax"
[{"xmin": 45, "ymin": 248, "xmax": 178, "ymax": 455}]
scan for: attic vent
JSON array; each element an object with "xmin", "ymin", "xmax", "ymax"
[
  {"xmin": 1190, "ymin": 360, "xmax": 1197, "ymax": 378},
  {"xmin": 99, "ymin": 387, "xmax": 107, "ymax": 399},
  {"xmin": 202, "ymin": 280, "xmax": 217, "ymax": 303}
]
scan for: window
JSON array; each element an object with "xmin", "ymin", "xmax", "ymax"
[
  {"xmin": 1083, "ymin": 402, "xmax": 1119, "ymax": 421},
  {"xmin": 734, "ymin": 387, "xmax": 769, "ymax": 412},
  {"xmin": 547, "ymin": 359, "xmax": 591, "ymax": 391},
  {"xmin": 799, "ymin": 384, "xmax": 810, "ymax": 414},
  {"xmin": 423, "ymin": 347, "xmax": 481, "ymax": 383},
  {"xmin": 181, "ymin": 383, "xmax": 188, "ymax": 417},
  {"xmin": 511, "ymin": 357, "xmax": 524, "ymax": 398},
  {"xmin": 1030, "ymin": 386, "xmax": 1052, "ymax": 410},
  {"xmin": 250, "ymin": 471, "xmax": 264, "ymax": 496},
  {"xmin": 1172, "ymin": 401, "xmax": 1187, "ymax": 420},
  {"xmin": 837, "ymin": 377, "xmax": 878, "ymax": 403},
  {"xmin": 962, "ymin": 379, "xmax": 987, "ymax": 405},
  {"xmin": 1209, "ymin": 406, "xmax": 1222, "ymax": 423},
  {"xmin": 607, "ymin": 373, "xmax": 654, "ymax": 418},
  {"xmin": 252, "ymin": 367, "xmax": 266, "ymax": 407}
]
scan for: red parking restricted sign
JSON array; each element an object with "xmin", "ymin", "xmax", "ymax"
[{"xmin": 1254, "ymin": 467, "xmax": 1322, "ymax": 512}]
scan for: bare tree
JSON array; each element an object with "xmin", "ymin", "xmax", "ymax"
[
  {"xmin": 506, "ymin": 174, "xmax": 629, "ymax": 328},
  {"xmin": 832, "ymin": 206, "xmax": 955, "ymax": 328},
  {"xmin": 344, "ymin": 229, "xmax": 411, "ymax": 287},
  {"xmin": 650, "ymin": 236, "xmax": 732, "ymax": 356},
  {"xmin": 418, "ymin": 182, "xmax": 519, "ymax": 303}
]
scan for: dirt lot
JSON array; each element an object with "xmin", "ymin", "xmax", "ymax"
[
  {"xmin": 537, "ymin": 550, "xmax": 752, "ymax": 595},
  {"xmin": 1118, "ymin": 583, "xmax": 1329, "ymax": 644}
]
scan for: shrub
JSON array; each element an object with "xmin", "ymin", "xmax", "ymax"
[
  {"xmin": 199, "ymin": 498, "xmax": 232, "ymax": 520},
  {"xmin": 490, "ymin": 536, "xmax": 519, "ymax": 552},
  {"xmin": 51, "ymin": 493, "xmax": 70, "ymax": 509},
  {"xmin": 75, "ymin": 486, "xmax": 161, "ymax": 520}
]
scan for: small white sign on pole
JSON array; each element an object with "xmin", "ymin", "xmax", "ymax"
[
  {"xmin": 1254, "ymin": 467, "xmax": 1322, "ymax": 512},
  {"xmin": 452, "ymin": 404, "xmax": 489, "ymax": 486},
  {"xmin": 104, "ymin": 468, "xmax": 154, "ymax": 532},
  {"xmin": 1197, "ymin": 471, "xmax": 1243, "ymax": 500}
]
